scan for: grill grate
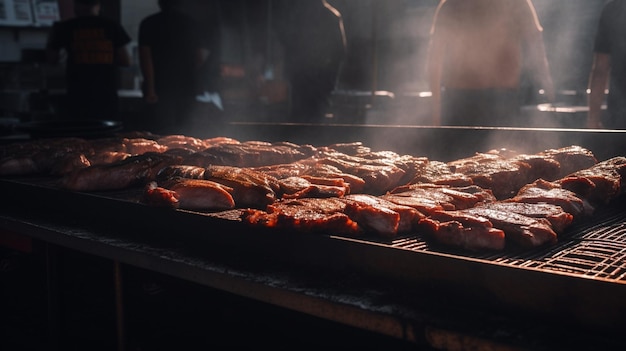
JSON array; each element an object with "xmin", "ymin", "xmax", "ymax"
[{"xmin": 388, "ymin": 197, "xmax": 626, "ymax": 282}]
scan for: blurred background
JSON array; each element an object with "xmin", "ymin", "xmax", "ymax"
[{"xmin": 0, "ymin": 0, "xmax": 607, "ymax": 129}]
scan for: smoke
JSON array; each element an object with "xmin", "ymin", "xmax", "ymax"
[
  {"xmin": 330, "ymin": 0, "xmax": 606, "ymax": 127},
  {"xmin": 174, "ymin": 0, "xmax": 609, "ymax": 143}
]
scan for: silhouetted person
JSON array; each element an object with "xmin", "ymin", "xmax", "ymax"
[
  {"xmin": 587, "ymin": 0, "xmax": 626, "ymax": 129},
  {"xmin": 427, "ymin": 0, "xmax": 554, "ymax": 127},
  {"xmin": 273, "ymin": 0, "xmax": 347, "ymax": 122},
  {"xmin": 46, "ymin": 0, "xmax": 131, "ymax": 121},
  {"xmin": 138, "ymin": 0, "xmax": 212, "ymax": 134}
]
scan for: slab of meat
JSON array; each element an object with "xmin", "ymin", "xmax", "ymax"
[
  {"xmin": 382, "ymin": 192, "xmax": 448, "ymax": 214},
  {"xmin": 407, "ymin": 160, "xmax": 474, "ymax": 187},
  {"xmin": 0, "ymin": 138, "xmax": 91, "ymax": 176},
  {"xmin": 463, "ymin": 207, "xmax": 558, "ymax": 248},
  {"xmin": 123, "ymin": 138, "xmax": 169, "ymax": 155},
  {"xmin": 314, "ymin": 155, "xmax": 407, "ymax": 195},
  {"xmin": 509, "ymin": 153, "xmax": 562, "ymax": 182},
  {"xmin": 252, "ymin": 162, "xmax": 312, "ymax": 179},
  {"xmin": 58, "ymin": 150, "xmax": 188, "ymax": 192},
  {"xmin": 252, "ymin": 162, "xmax": 354, "ymax": 197},
  {"xmin": 389, "ymin": 183, "xmax": 496, "ymax": 210},
  {"xmin": 512, "ymin": 179, "xmax": 594, "ymax": 219},
  {"xmin": 557, "ymin": 156, "xmax": 626, "ymax": 205},
  {"xmin": 187, "ymin": 141, "xmax": 316, "ymax": 168},
  {"xmin": 341, "ymin": 148, "xmax": 431, "ymax": 187},
  {"xmin": 340, "ymin": 194, "xmax": 425, "ymax": 237},
  {"xmin": 242, "ymin": 198, "xmax": 362, "ymax": 237},
  {"xmin": 156, "ymin": 135, "xmax": 212, "ymax": 152},
  {"xmin": 448, "ymin": 154, "xmax": 533, "ymax": 200},
  {"xmin": 419, "ymin": 211, "xmax": 505, "ymax": 251},
  {"xmin": 299, "ymin": 162, "xmax": 367, "ymax": 194},
  {"xmin": 143, "ymin": 178, "xmax": 235, "ymax": 211},
  {"xmin": 278, "ymin": 176, "xmax": 348, "ymax": 199},
  {"xmin": 322, "ymin": 141, "xmax": 371, "ymax": 155},
  {"xmin": 477, "ymin": 202, "xmax": 573, "ymax": 233},
  {"xmin": 157, "ymin": 165, "xmax": 207, "ymax": 180},
  {"xmin": 203, "ymin": 165, "xmax": 280, "ymax": 209},
  {"xmin": 537, "ymin": 145, "xmax": 597, "ymax": 178}
]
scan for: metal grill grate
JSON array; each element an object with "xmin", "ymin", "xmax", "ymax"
[
  {"xmin": 388, "ymin": 197, "xmax": 626, "ymax": 282},
  {"xmin": 529, "ymin": 219, "xmax": 626, "ymax": 281}
]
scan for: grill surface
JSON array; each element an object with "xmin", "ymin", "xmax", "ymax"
[
  {"xmin": 374, "ymin": 196, "xmax": 626, "ymax": 283},
  {"xmin": 3, "ymin": 125, "xmax": 626, "ymax": 337}
]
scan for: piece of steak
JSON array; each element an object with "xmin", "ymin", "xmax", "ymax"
[
  {"xmin": 202, "ymin": 165, "xmax": 281, "ymax": 209},
  {"xmin": 419, "ymin": 210, "xmax": 505, "ymax": 251},
  {"xmin": 537, "ymin": 145, "xmax": 597, "ymax": 178},
  {"xmin": 477, "ymin": 201, "xmax": 574, "ymax": 233},
  {"xmin": 143, "ymin": 178, "xmax": 235, "ymax": 211},
  {"xmin": 242, "ymin": 198, "xmax": 362, "ymax": 237},
  {"xmin": 448, "ymin": 154, "xmax": 533, "ymax": 200},
  {"xmin": 408, "ymin": 160, "xmax": 474, "ymax": 187},
  {"xmin": 512, "ymin": 179, "xmax": 594, "ymax": 219},
  {"xmin": 462, "ymin": 206, "xmax": 558, "ymax": 248},
  {"xmin": 389, "ymin": 183, "xmax": 496, "ymax": 210},
  {"xmin": 340, "ymin": 194, "xmax": 425, "ymax": 237},
  {"xmin": 557, "ymin": 156, "xmax": 626, "ymax": 205},
  {"xmin": 58, "ymin": 150, "xmax": 187, "ymax": 192}
]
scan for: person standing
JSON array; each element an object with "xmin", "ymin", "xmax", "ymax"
[
  {"xmin": 273, "ymin": 0, "xmax": 347, "ymax": 122},
  {"xmin": 427, "ymin": 0, "xmax": 554, "ymax": 127},
  {"xmin": 46, "ymin": 0, "xmax": 132, "ymax": 121},
  {"xmin": 138, "ymin": 0, "xmax": 212, "ymax": 135},
  {"xmin": 587, "ymin": 0, "xmax": 626, "ymax": 129}
]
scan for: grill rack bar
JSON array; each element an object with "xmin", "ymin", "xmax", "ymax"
[{"xmin": 388, "ymin": 197, "xmax": 626, "ymax": 282}]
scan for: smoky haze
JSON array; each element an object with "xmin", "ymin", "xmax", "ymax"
[
  {"xmin": 330, "ymin": 0, "xmax": 606, "ymax": 127},
  {"xmin": 175, "ymin": 0, "xmax": 607, "ymax": 156}
]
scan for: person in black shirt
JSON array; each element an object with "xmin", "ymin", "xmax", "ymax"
[
  {"xmin": 138, "ymin": 0, "xmax": 212, "ymax": 135},
  {"xmin": 273, "ymin": 0, "xmax": 347, "ymax": 122},
  {"xmin": 587, "ymin": 0, "xmax": 626, "ymax": 129},
  {"xmin": 46, "ymin": 0, "xmax": 131, "ymax": 121}
]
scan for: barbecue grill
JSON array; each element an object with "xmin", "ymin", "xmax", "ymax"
[{"xmin": 1, "ymin": 124, "xmax": 626, "ymax": 349}]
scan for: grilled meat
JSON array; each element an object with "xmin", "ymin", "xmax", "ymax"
[
  {"xmin": 389, "ymin": 183, "xmax": 496, "ymax": 210},
  {"xmin": 408, "ymin": 160, "xmax": 474, "ymax": 187},
  {"xmin": 278, "ymin": 176, "xmax": 349, "ymax": 199},
  {"xmin": 157, "ymin": 165, "xmax": 207, "ymax": 180},
  {"xmin": 538, "ymin": 145, "xmax": 598, "ymax": 178},
  {"xmin": 419, "ymin": 211, "xmax": 505, "ymax": 251},
  {"xmin": 187, "ymin": 141, "xmax": 316, "ymax": 168},
  {"xmin": 340, "ymin": 194, "xmax": 425, "ymax": 236},
  {"xmin": 477, "ymin": 201, "xmax": 573, "ymax": 233},
  {"xmin": 203, "ymin": 165, "xmax": 280, "ymax": 209},
  {"xmin": 59, "ymin": 150, "xmax": 187, "ymax": 192},
  {"xmin": 156, "ymin": 135, "xmax": 212, "ymax": 152},
  {"xmin": 512, "ymin": 179, "xmax": 593, "ymax": 219},
  {"xmin": 558, "ymin": 156, "xmax": 626, "ymax": 205},
  {"xmin": 242, "ymin": 198, "xmax": 362, "ymax": 237},
  {"xmin": 314, "ymin": 155, "xmax": 407, "ymax": 195},
  {"xmin": 463, "ymin": 207, "xmax": 558, "ymax": 248},
  {"xmin": 144, "ymin": 178, "xmax": 235, "ymax": 211},
  {"xmin": 448, "ymin": 153, "xmax": 533, "ymax": 200}
]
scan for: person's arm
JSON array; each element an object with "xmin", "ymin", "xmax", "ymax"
[
  {"xmin": 139, "ymin": 45, "xmax": 158, "ymax": 103},
  {"xmin": 521, "ymin": 0, "xmax": 555, "ymax": 103},
  {"xmin": 427, "ymin": 37, "xmax": 443, "ymax": 126},
  {"xmin": 527, "ymin": 35, "xmax": 555, "ymax": 102},
  {"xmin": 427, "ymin": 4, "xmax": 446, "ymax": 126},
  {"xmin": 587, "ymin": 52, "xmax": 610, "ymax": 129},
  {"xmin": 115, "ymin": 45, "xmax": 132, "ymax": 67}
]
